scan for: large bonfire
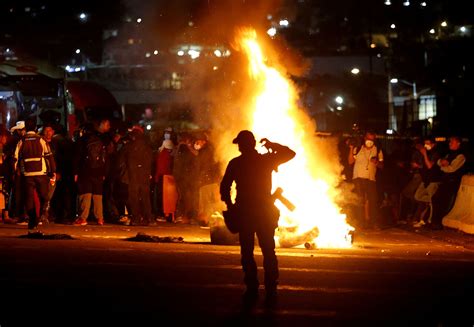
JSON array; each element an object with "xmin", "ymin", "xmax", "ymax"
[{"xmin": 232, "ymin": 28, "xmax": 354, "ymax": 248}]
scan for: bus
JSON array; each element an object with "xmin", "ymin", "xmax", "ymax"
[{"xmin": 0, "ymin": 51, "xmax": 122, "ymax": 136}]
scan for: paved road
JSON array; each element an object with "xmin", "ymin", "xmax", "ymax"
[{"xmin": 0, "ymin": 223, "xmax": 473, "ymax": 326}]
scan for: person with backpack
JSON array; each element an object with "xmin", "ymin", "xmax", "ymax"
[
  {"xmin": 14, "ymin": 118, "xmax": 56, "ymax": 231},
  {"xmin": 73, "ymin": 119, "xmax": 111, "ymax": 226}
]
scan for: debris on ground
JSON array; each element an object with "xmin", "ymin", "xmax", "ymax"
[
  {"xmin": 126, "ymin": 232, "xmax": 184, "ymax": 243},
  {"xmin": 19, "ymin": 231, "xmax": 75, "ymax": 240}
]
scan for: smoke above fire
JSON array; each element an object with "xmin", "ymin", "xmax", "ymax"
[
  {"xmin": 178, "ymin": 3, "xmax": 355, "ymax": 247},
  {"xmin": 121, "ymin": 0, "xmax": 356, "ymax": 246}
]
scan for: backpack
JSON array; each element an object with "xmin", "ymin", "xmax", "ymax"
[{"xmin": 85, "ymin": 136, "xmax": 106, "ymax": 169}]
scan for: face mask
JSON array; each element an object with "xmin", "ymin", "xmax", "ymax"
[
  {"xmin": 194, "ymin": 144, "xmax": 202, "ymax": 150},
  {"xmin": 424, "ymin": 144, "xmax": 432, "ymax": 151},
  {"xmin": 164, "ymin": 133, "xmax": 171, "ymax": 140},
  {"xmin": 365, "ymin": 140, "xmax": 374, "ymax": 148}
]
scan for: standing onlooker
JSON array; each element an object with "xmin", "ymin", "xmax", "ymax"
[
  {"xmin": 173, "ymin": 133, "xmax": 198, "ymax": 223},
  {"xmin": 195, "ymin": 135, "xmax": 220, "ymax": 226},
  {"xmin": 49, "ymin": 124, "xmax": 75, "ymax": 223},
  {"xmin": 14, "ymin": 118, "xmax": 56, "ymax": 231},
  {"xmin": 123, "ymin": 126, "xmax": 154, "ymax": 225},
  {"xmin": 399, "ymin": 138, "xmax": 424, "ymax": 222},
  {"xmin": 412, "ymin": 137, "xmax": 442, "ymax": 227},
  {"xmin": 73, "ymin": 119, "xmax": 111, "ymax": 226},
  {"xmin": 348, "ymin": 131, "xmax": 384, "ymax": 229},
  {"xmin": 0, "ymin": 131, "xmax": 13, "ymax": 223},
  {"xmin": 40, "ymin": 124, "xmax": 57, "ymax": 223},
  {"xmin": 6, "ymin": 121, "xmax": 27, "ymax": 224},
  {"xmin": 154, "ymin": 138, "xmax": 174, "ymax": 220},
  {"xmin": 430, "ymin": 136, "xmax": 467, "ymax": 229}
]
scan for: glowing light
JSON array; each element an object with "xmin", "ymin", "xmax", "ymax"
[
  {"xmin": 214, "ymin": 49, "xmax": 222, "ymax": 57},
  {"xmin": 279, "ymin": 19, "xmax": 289, "ymax": 27},
  {"xmin": 75, "ymin": 49, "xmax": 81, "ymax": 54},
  {"xmin": 234, "ymin": 28, "xmax": 354, "ymax": 248},
  {"xmin": 335, "ymin": 96, "xmax": 344, "ymax": 104},
  {"xmin": 154, "ymin": 50, "xmax": 159, "ymax": 55},
  {"xmin": 177, "ymin": 50, "xmax": 185, "ymax": 56},
  {"xmin": 79, "ymin": 12, "xmax": 87, "ymax": 21},
  {"xmin": 384, "ymin": 0, "xmax": 391, "ymax": 5},
  {"xmin": 390, "ymin": 24, "xmax": 396, "ymax": 29},
  {"xmin": 136, "ymin": 18, "xmax": 142, "ymax": 23},
  {"xmin": 188, "ymin": 49, "xmax": 200, "ymax": 59},
  {"xmin": 351, "ymin": 68, "xmax": 360, "ymax": 75},
  {"xmin": 403, "ymin": 0, "xmax": 410, "ymax": 6},
  {"xmin": 441, "ymin": 21, "xmax": 447, "ymax": 27},
  {"xmin": 390, "ymin": 78, "xmax": 399, "ymax": 83},
  {"xmin": 386, "ymin": 129, "xmax": 394, "ymax": 135},
  {"xmin": 145, "ymin": 52, "xmax": 151, "ymax": 58},
  {"xmin": 421, "ymin": 1, "xmax": 427, "ymax": 6},
  {"xmin": 336, "ymin": 106, "xmax": 342, "ymax": 111},
  {"xmin": 429, "ymin": 28, "xmax": 435, "ymax": 34},
  {"xmin": 460, "ymin": 26, "xmax": 467, "ymax": 33},
  {"xmin": 370, "ymin": 43, "xmax": 376, "ymax": 48},
  {"xmin": 213, "ymin": 66, "xmax": 218, "ymax": 71},
  {"xmin": 146, "ymin": 124, "xmax": 152, "ymax": 131},
  {"xmin": 267, "ymin": 27, "xmax": 277, "ymax": 37}
]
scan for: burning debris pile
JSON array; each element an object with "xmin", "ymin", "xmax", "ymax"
[{"xmin": 225, "ymin": 28, "xmax": 354, "ymax": 249}]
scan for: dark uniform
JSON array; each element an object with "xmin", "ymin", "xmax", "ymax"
[{"xmin": 220, "ymin": 130, "xmax": 295, "ymax": 301}]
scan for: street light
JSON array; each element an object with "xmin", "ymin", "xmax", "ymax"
[
  {"xmin": 391, "ymin": 78, "xmax": 417, "ymax": 99},
  {"xmin": 389, "ymin": 78, "xmax": 418, "ymax": 132}
]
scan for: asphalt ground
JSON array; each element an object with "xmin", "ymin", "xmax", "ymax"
[{"xmin": 0, "ymin": 223, "xmax": 473, "ymax": 326}]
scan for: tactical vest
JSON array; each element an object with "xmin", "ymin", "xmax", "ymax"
[{"xmin": 20, "ymin": 134, "xmax": 44, "ymax": 174}]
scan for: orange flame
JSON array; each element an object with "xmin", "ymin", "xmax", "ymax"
[{"xmin": 235, "ymin": 28, "xmax": 354, "ymax": 248}]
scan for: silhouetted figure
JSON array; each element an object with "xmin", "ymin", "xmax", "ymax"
[
  {"xmin": 430, "ymin": 136, "xmax": 467, "ymax": 229},
  {"xmin": 220, "ymin": 130, "xmax": 295, "ymax": 306},
  {"xmin": 123, "ymin": 126, "xmax": 154, "ymax": 226}
]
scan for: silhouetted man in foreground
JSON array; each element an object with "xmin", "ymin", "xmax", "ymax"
[{"xmin": 220, "ymin": 130, "xmax": 295, "ymax": 305}]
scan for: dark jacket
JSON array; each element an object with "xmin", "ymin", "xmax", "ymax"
[
  {"xmin": 73, "ymin": 130, "xmax": 108, "ymax": 177},
  {"xmin": 123, "ymin": 131, "xmax": 153, "ymax": 181}
]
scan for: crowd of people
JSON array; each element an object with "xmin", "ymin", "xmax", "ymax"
[
  {"xmin": 0, "ymin": 118, "xmax": 220, "ymax": 230},
  {"xmin": 339, "ymin": 131, "xmax": 470, "ymax": 230},
  {"xmin": 0, "ymin": 117, "xmax": 470, "ymax": 232}
]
